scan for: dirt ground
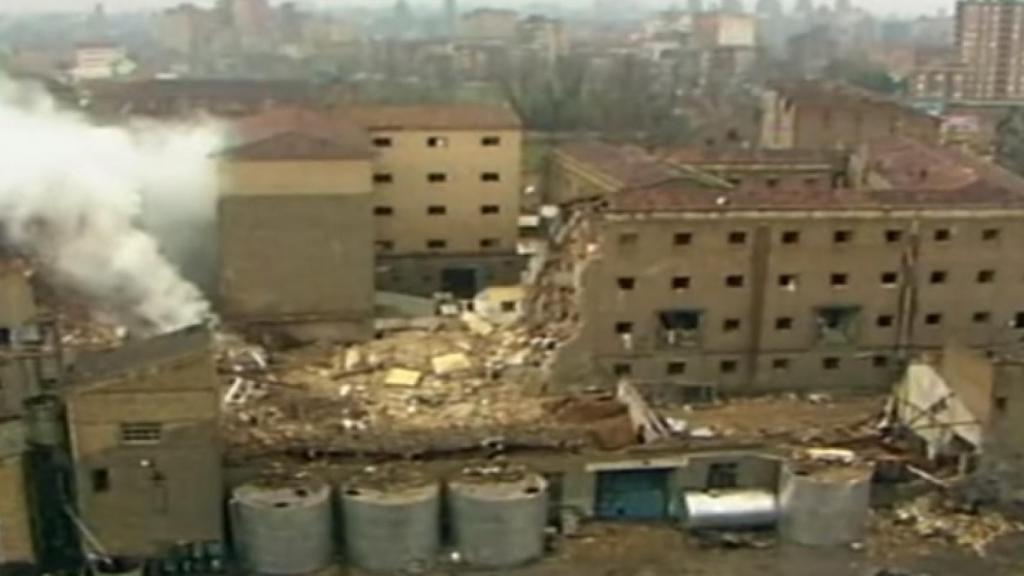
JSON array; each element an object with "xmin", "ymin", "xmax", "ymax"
[{"xmin": 408, "ymin": 523, "xmax": 1024, "ymax": 576}]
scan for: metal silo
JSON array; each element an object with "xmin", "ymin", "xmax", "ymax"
[{"xmin": 779, "ymin": 459, "xmax": 873, "ymax": 547}]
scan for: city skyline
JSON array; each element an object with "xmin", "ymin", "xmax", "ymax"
[{"xmin": 0, "ymin": 0, "xmax": 953, "ymax": 17}]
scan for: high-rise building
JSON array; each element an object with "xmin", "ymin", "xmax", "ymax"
[{"xmin": 956, "ymin": 0, "xmax": 1024, "ymax": 101}]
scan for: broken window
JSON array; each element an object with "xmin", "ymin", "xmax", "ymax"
[
  {"xmin": 481, "ymin": 136, "xmax": 501, "ymax": 146},
  {"xmin": 120, "ymin": 422, "xmax": 162, "ymax": 445},
  {"xmin": 982, "ymin": 228, "xmax": 1000, "ymax": 241},
  {"xmin": 427, "ymin": 205, "xmax": 447, "ymax": 215},
  {"xmin": 725, "ymin": 274, "xmax": 745, "ymax": 288},
  {"xmin": 671, "ymin": 276, "xmax": 691, "ymax": 290},
  {"xmin": 427, "ymin": 136, "xmax": 448, "ymax": 148},
  {"xmin": 613, "ymin": 363, "xmax": 632, "ymax": 377},
  {"xmin": 707, "ymin": 462, "xmax": 739, "ymax": 489},
  {"xmin": 91, "ymin": 469, "xmax": 110, "ymax": 493},
  {"xmin": 977, "ymin": 270, "xmax": 996, "ymax": 284},
  {"xmin": 995, "ymin": 397, "xmax": 1008, "ymax": 412},
  {"xmin": 766, "ymin": 177, "xmax": 780, "ymax": 188},
  {"xmin": 833, "ymin": 230, "xmax": 853, "ymax": 244},
  {"xmin": 772, "ymin": 358, "xmax": 791, "ymax": 371},
  {"xmin": 427, "ymin": 172, "xmax": 447, "ymax": 183},
  {"xmin": 885, "ymin": 229, "xmax": 903, "ymax": 243},
  {"xmin": 816, "ymin": 306, "xmax": 860, "ymax": 344},
  {"xmin": 615, "ymin": 322, "xmax": 634, "ymax": 335},
  {"xmin": 719, "ymin": 359, "xmax": 738, "ymax": 374},
  {"xmin": 481, "ymin": 205, "xmax": 500, "ymax": 214},
  {"xmin": 830, "ymin": 273, "xmax": 849, "ymax": 288},
  {"xmin": 823, "ymin": 357, "xmax": 840, "ymax": 370},
  {"xmin": 873, "ymin": 355, "xmax": 890, "ymax": 368},
  {"xmin": 372, "ymin": 136, "xmax": 392, "ymax": 147},
  {"xmin": 877, "ymin": 314, "xmax": 894, "ymax": 328},
  {"xmin": 674, "ymin": 232, "xmax": 693, "ymax": 246},
  {"xmin": 374, "ymin": 206, "xmax": 394, "ymax": 216},
  {"xmin": 781, "ymin": 230, "xmax": 800, "ymax": 244},
  {"xmin": 617, "ymin": 277, "xmax": 636, "ymax": 291},
  {"xmin": 373, "ymin": 173, "xmax": 394, "ymax": 184},
  {"xmin": 1014, "ymin": 312, "xmax": 1024, "ymax": 329},
  {"xmin": 881, "ymin": 272, "xmax": 899, "ymax": 287},
  {"xmin": 667, "ymin": 361, "xmax": 687, "ymax": 376},
  {"xmin": 776, "ymin": 317, "xmax": 794, "ymax": 331},
  {"xmin": 376, "ymin": 240, "xmax": 395, "ymax": 252},
  {"xmin": 658, "ymin": 309, "xmax": 702, "ymax": 347},
  {"xmin": 619, "ymin": 232, "xmax": 639, "ymax": 247},
  {"xmin": 778, "ymin": 274, "xmax": 798, "ymax": 289},
  {"xmin": 723, "ymin": 318, "xmax": 741, "ymax": 332},
  {"xmin": 925, "ymin": 313, "xmax": 943, "ymax": 326},
  {"xmin": 427, "ymin": 239, "xmax": 447, "ymax": 249},
  {"xmin": 480, "ymin": 238, "xmax": 498, "ymax": 249},
  {"xmin": 934, "ymin": 228, "xmax": 952, "ymax": 242},
  {"xmin": 500, "ymin": 301, "xmax": 517, "ymax": 313},
  {"xmin": 728, "ymin": 231, "xmax": 747, "ymax": 245},
  {"xmin": 973, "ymin": 311, "xmax": 992, "ymax": 324},
  {"xmin": 930, "ymin": 270, "xmax": 948, "ymax": 285},
  {"xmin": 481, "ymin": 172, "xmax": 501, "ymax": 182}
]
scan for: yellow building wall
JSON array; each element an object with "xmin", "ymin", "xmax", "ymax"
[
  {"xmin": 219, "ymin": 159, "xmax": 373, "ymax": 197},
  {"xmin": 370, "ymin": 128, "xmax": 522, "ymax": 255},
  {"xmin": 0, "ymin": 455, "xmax": 34, "ymax": 564}
]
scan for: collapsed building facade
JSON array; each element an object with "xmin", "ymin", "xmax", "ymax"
[{"xmin": 540, "ymin": 137, "xmax": 1024, "ymax": 397}]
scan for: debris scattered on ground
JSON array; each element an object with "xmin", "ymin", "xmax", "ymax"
[{"xmin": 875, "ymin": 493, "xmax": 1024, "ymax": 557}]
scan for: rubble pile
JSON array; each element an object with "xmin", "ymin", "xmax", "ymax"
[
  {"xmin": 217, "ymin": 317, "xmax": 590, "ymax": 459},
  {"xmin": 875, "ymin": 493, "xmax": 1024, "ymax": 557}
]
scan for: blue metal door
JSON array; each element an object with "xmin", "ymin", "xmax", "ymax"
[{"xmin": 595, "ymin": 469, "xmax": 671, "ymax": 521}]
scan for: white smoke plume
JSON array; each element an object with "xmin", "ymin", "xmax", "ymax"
[{"xmin": 0, "ymin": 76, "xmax": 222, "ymax": 334}]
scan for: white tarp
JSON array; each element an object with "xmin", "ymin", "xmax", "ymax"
[{"xmin": 893, "ymin": 363, "xmax": 983, "ymax": 459}]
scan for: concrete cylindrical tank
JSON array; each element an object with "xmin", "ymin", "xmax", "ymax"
[
  {"xmin": 779, "ymin": 461, "xmax": 873, "ymax": 547},
  {"xmin": 339, "ymin": 469, "xmax": 441, "ymax": 574},
  {"xmin": 681, "ymin": 489, "xmax": 778, "ymax": 530},
  {"xmin": 448, "ymin": 471, "xmax": 548, "ymax": 568},
  {"xmin": 230, "ymin": 481, "xmax": 335, "ymax": 575}
]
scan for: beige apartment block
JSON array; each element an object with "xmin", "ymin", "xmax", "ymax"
[
  {"xmin": 543, "ymin": 137, "xmax": 1024, "ymax": 398},
  {"xmin": 348, "ymin": 105, "xmax": 524, "ymax": 299}
]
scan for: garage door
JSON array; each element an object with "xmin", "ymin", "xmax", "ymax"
[{"xmin": 595, "ymin": 469, "xmax": 671, "ymax": 521}]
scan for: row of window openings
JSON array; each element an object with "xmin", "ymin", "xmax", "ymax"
[
  {"xmin": 375, "ymin": 172, "xmax": 501, "ymax": 184},
  {"xmin": 614, "ymin": 311, "xmax": 1024, "ymax": 336},
  {"xmin": 623, "ymin": 227, "xmax": 1003, "ymax": 248},
  {"xmin": 375, "ymin": 205, "xmax": 501, "ymax": 216},
  {"xmin": 613, "ymin": 355, "xmax": 893, "ymax": 377},
  {"xmin": 372, "ymin": 135, "xmax": 503, "ymax": 148},
  {"xmin": 616, "ymin": 269, "xmax": 1003, "ymax": 291},
  {"xmin": 377, "ymin": 239, "xmax": 500, "ymax": 251}
]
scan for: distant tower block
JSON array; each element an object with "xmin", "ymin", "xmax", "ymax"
[
  {"xmin": 230, "ymin": 481, "xmax": 335, "ymax": 575},
  {"xmin": 448, "ymin": 470, "xmax": 548, "ymax": 568}
]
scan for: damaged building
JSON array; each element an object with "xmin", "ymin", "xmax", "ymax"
[
  {"xmin": 64, "ymin": 325, "xmax": 222, "ymax": 558},
  {"xmin": 539, "ymin": 137, "xmax": 1024, "ymax": 397},
  {"xmin": 892, "ymin": 344, "xmax": 1024, "ymax": 506}
]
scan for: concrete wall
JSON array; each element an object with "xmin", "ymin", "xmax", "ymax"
[
  {"xmin": 376, "ymin": 252, "xmax": 525, "ymax": 298},
  {"xmin": 980, "ymin": 361, "xmax": 1024, "ymax": 504},
  {"xmin": 760, "ymin": 89, "xmax": 940, "ymax": 150},
  {"xmin": 0, "ymin": 418, "xmax": 32, "ymax": 565},
  {"xmin": 65, "ymin": 343, "xmax": 222, "ymax": 557},
  {"xmin": 218, "ymin": 158, "xmax": 375, "ymax": 341},
  {"xmin": 369, "ymin": 127, "xmax": 522, "ymax": 296},
  {"xmin": 553, "ymin": 210, "xmax": 1024, "ymax": 393}
]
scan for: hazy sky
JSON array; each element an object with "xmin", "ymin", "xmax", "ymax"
[{"xmin": 0, "ymin": 0, "xmax": 952, "ymax": 17}]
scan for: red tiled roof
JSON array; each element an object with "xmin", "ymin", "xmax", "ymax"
[
  {"xmin": 344, "ymin": 104, "xmax": 522, "ymax": 131},
  {"xmin": 665, "ymin": 147, "xmax": 846, "ymax": 166},
  {"xmin": 218, "ymin": 108, "xmax": 373, "ymax": 161},
  {"xmin": 608, "ymin": 181, "xmax": 1024, "ymax": 213},
  {"xmin": 556, "ymin": 141, "xmax": 687, "ymax": 189}
]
